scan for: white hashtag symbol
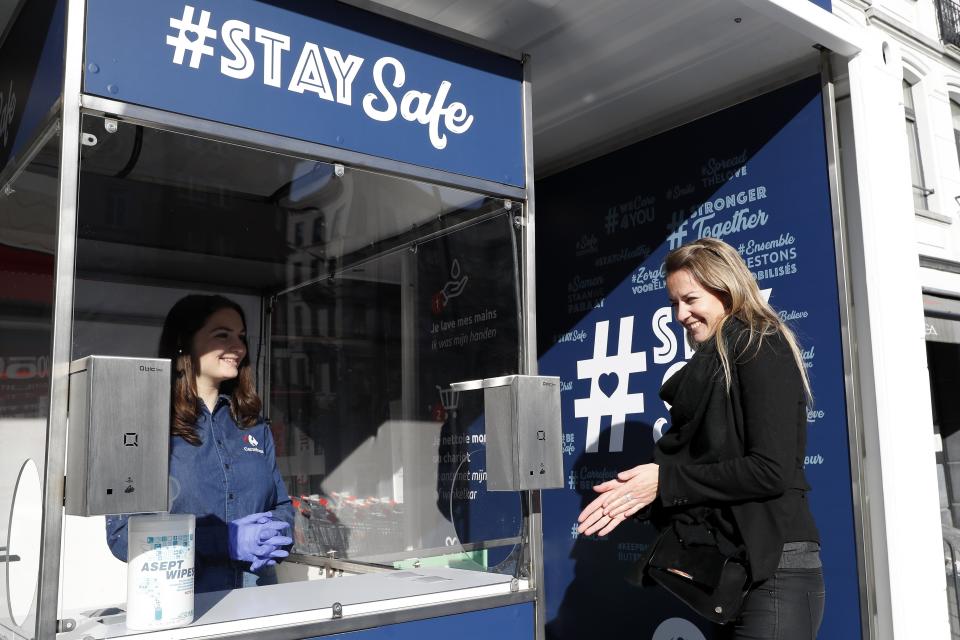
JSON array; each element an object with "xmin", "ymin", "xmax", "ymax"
[
  {"xmin": 574, "ymin": 317, "xmax": 646, "ymax": 453},
  {"xmin": 167, "ymin": 5, "xmax": 217, "ymax": 69}
]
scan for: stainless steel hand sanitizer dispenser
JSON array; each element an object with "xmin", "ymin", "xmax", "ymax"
[
  {"xmin": 66, "ymin": 356, "xmax": 171, "ymax": 516},
  {"xmin": 450, "ymin": 375, "xmax": 563, "ymax": 491}
]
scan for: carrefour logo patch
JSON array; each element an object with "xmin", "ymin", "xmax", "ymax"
[{"xmin": 243, "ymin": 433, "xmax": 263, "ymax": 454}]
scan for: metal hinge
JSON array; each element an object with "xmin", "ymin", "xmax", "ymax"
[{"xmin": 57, "ymin": 618, "xmax": 76, "ymax": 633}]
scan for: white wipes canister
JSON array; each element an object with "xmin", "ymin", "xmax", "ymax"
[{"xmin": 126, "ymin": 513, "xmax": 195, "ymax": 630}]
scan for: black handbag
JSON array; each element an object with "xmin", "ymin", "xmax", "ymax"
[{"xmin": 644, "ymin": 524, "xmax": 750, "ymax": 625}]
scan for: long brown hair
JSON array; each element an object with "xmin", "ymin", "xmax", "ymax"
[
  {"xmin": 158, "ymin": 295, "xmax": 262, "ymax": 445},
  {"xmin": 664, "ymin": 238, "xmax": 811, "ymax": 402}
]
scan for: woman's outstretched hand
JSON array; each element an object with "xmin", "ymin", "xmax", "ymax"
[{"xmin": 576, "ymin": 463, "xmax": 659, "ymax": 537}]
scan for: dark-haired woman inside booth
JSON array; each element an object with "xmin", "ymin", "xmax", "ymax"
[{"xmin": 106, "ymin": 295, "xmax": 295, "ymax": 592}]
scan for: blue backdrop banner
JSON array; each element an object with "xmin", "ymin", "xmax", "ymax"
[
  {"xmin": 535, "ymin": 76, "xmax": 860, "ymax": 639},
  {"xmin": 84, "ymin": 0, "xmax": 525, "ymax": 187}
]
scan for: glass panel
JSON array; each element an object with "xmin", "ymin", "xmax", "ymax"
[
  {"xmin": 60, "ymin": 115, "xmax": 525, "ymax": 628},
  {"xmin": 905, "ymin": 118, "xmax": 929, "ymax": 211},
  {"xmin": 951, "ymin": 99, "xmax": 960, "ymax": 168},
  {"xmin": 903, "ymin": 79, "xmax": 916, "ymax": 111},
  {"xmin": 271, "ymin": 213, "xmax": 523, "ymax": 567},
  {"xmin": 0, "ymin": 131, "xmax": 61, "ymax": 640},
  {"xmin": 903, "ymin": 81, "xmax": 929, "ymax": 210}
]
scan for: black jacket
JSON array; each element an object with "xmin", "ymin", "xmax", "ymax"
[{"xmin": 655, "ymin": 319, "xmax": 818, "ymax": 582}]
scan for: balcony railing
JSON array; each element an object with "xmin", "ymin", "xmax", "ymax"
[{"xmin": 937, "ymin": 0, "xmax": 960, "ymax": 48}]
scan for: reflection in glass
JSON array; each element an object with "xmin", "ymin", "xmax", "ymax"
[
  {"xmin": 271, "ymin": 214, "xmax": 523, "ymax": 568},
  {"xmin": 7, "ymin": 459, "xmax": 42, "ymax": 626},
  {"xmin": 0, "ymin": 131, "xmax": 60, "ymax": 640}
]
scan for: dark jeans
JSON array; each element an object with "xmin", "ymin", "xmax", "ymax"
[{"xmin": 717, "ymin": 567, "xmax": 825, "ymax": 640}]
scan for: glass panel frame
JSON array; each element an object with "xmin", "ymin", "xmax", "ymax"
[
  {"xmin": 55, "ymin": 111, "xmax": 531, "ymax": 629},
  {"xmin": 39, "ymin": 1, "xmax": 535, "ymax": 634},
  {"xmin": 270, "ymin": 211, "xmax": 525, "ymax": 571},
  {"xmin": 0, "ymin": 127, "xmax": 62, "ymax": 640}
]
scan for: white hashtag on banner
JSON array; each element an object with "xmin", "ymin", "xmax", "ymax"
[
  {"xmin": 167, "ymin": 5, "xmax": 217, "ymax": 69},
  {"xmin": 574, "ymin": 317, "xmax": 646, "ymax": 453}
]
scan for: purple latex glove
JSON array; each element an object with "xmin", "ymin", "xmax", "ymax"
[
  {"xmin": 250, "ymin": 529, "xmax": 293, "ymax": 571},
  {"xmin": 250, "ymin": 546, "xmax": 291, "ymax": 571},
  {"xmin": 228, "ymin": 511, "xmax": 292, "ymax": 571}
]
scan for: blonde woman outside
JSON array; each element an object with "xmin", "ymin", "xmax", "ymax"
[{"xmin": 577, "ymin": 238, "xmax": 824, "ymax": 639}]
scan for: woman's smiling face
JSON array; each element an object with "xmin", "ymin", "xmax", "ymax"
[
  {"xmin": 191, "ymin": 307, "xmax": 247, "ymax": 387},
  {"xmin": 666, "ymin": 268, "xmax": 728, "ymax": 343}
]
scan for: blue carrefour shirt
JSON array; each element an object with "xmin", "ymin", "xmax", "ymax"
[{"xmin": 106, "ymin": 395, "xmax": 294, "ymax": 593}]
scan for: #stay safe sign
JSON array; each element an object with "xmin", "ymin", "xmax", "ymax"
[{"xmin": 83, "ymin": 0, "xmax": 525, "ymax": 186}]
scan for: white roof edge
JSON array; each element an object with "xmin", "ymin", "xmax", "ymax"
[{"xmin": 737, "ymin": 0, "xmax": 862, "ymax": 57}]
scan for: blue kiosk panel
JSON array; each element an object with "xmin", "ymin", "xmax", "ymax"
[
  {"xmin": 307, "ymin": 603, "xmax": 534, "ymax": 640},
  {"xmin": 83, "ymin": 0, "xmax": 525, "ymax": 188}
]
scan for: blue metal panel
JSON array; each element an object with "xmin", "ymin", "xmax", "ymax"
[
  {"xmin": 0, "ymin": 0, "xmax": 64, "ymax": 177},
  {"xmin": 536, "ymin": 76, "xmax": 860, "ymax": 639},
  {"xmin": 83, "ymin": 0, "xmax": 525, "ymax": 187},
  {"xmin": 305, "ymin": 603, "xmax": 534, "ymax": 639}
]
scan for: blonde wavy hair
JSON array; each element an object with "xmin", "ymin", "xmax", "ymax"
[{"xmin": 664, "ymin": 237, "xmax": 811, "ymax": 402}]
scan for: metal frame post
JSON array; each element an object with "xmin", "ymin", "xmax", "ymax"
[
  {"xmin": 820, "ymin": 49, "xmax": 876, "ymax": 640},
  {"xmin": 518, "ymin": 54, "xmax": 547, "ymax": 640},
  {"xmin": 37, "ymin": 0, "xmax": 86, "ymax": 635}
]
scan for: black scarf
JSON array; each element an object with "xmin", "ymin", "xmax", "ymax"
[{"xmin": 653, "ymin": 325, "xmax": 745, "ymax": 559}]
